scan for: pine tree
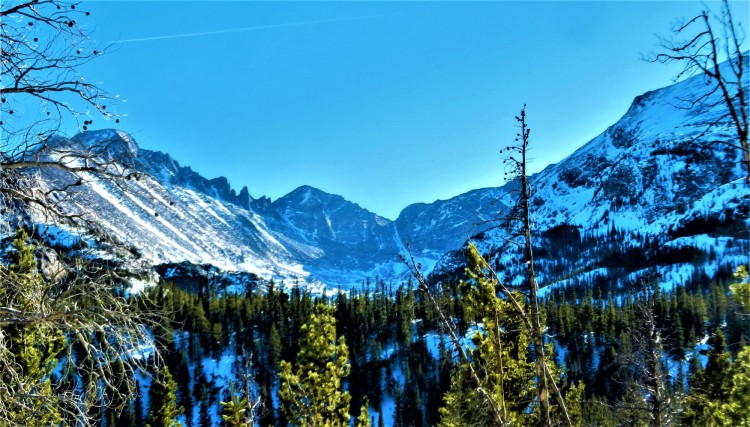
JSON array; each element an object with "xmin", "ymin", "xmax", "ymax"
[
  {"xmin": 278, "ymin": 302, "xmax": 352, "ymax": 427},
  {"xmin": 684, "ymin": 329, "xmax": 732, "ymax": 425},
  {"xmin": 198, "ymin": 385, "xmax": 213, "ymax": 427},
  {"xmin": 174, "ymin": 351, "xmax": 193, "ymax": 426},
  {"xmin": 582, "ymin": 395, "xmax": 615, "ymax": 427},
  {"xmin": 436, "ymin": 243, "xmax": 580, "ymax": 427},
  {"xmin": 721, "ymin": 345, "xmax": 750, "ymax": 426},
  {"xmin": 613, "ymin": 286, "xmax": 673, "ymax": 426},
  {"xmin": 147, "ymin": 365, "xmax": 185, "ymax": 427},
  {"xmin": 224, "ymin": 347, "xmax": 265, "ymax": 427},
  {"xmin": 0, "ymin": 229, "xmax": 65, "ymax": 426},
  {"xmin": 438, "ymin": 245, "xmax": 536, "ymax": 426},
  {"xmin": 434, "ymin": 107, "xmax": 575, "ymax": 427},
  {"xmin": 730, "ymin": 265, "xmax": 750, "ymax": 313},
  {"xmin": 355, "ymin": 396, "xmax": 371, "ymax": 427},
  {"xmin": 703, "ymin": 329, "xmax": 732, "ymax": 394},
  {"xmin": 116, "ymin": 399, "xmax": 136, "ymax": 427},
  {"xmin": 221, "ymin": 393, "xmax": 250, "ymax": 427},
  {"xmin": 268, "ymin": 324, "xmax": 282, "ymax": 368}
]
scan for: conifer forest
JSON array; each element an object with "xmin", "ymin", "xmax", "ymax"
[{"xmin": 1, "ymin": 0, "xmax": 749, "ymax": 426}]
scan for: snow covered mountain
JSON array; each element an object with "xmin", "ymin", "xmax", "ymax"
[
  {"xmin": 433, "ymin": 64, "xmax": 749, "ymax": 291},
  {"xmin": 38, "ymin": 129, "xmax": 309, "ymax": 279},
  {"xmin": 29, "ymin": 130, "xmax": 413, "ymax": 287},
  {"xmin": 25, "ymin": 64, "xmax": 749, "ymax": 290}
]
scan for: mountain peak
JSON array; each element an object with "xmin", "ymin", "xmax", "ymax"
[
  {"xmin": 71, "ymin": 129, "xmax": 140, "ymax": 159},
  {"xmin": 291, "ymin": 184, "xmax": 326, "ymax": 195},
  {"xmin": 282, "ymin": 185, "xmax": 341, "ymax": 206}
]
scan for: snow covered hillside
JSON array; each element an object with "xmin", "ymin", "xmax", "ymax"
[
  {"xmin": 23, "ymin": 64, "xmax": 749, "ymax": 290},
  {"xmin": 434, "ymin": 61, "xmax": 749, "ymax": 292}
]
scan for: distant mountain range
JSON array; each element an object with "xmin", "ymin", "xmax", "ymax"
[{"xmin": 26, "ymin": 64, "xmax": 749, "ymax": 291}]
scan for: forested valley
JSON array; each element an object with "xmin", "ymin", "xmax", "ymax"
[
  {"xmin": 1, "ymin": 0, "xmax": 749, "ymax": 426},
  {"xmin": 143, "ymin": 260, "xmax": 749, "ymax": 427}
]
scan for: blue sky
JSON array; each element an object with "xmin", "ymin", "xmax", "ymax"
[{"xmin": 80, "ymin": 1, "xmax": 748, "ymax": 219}]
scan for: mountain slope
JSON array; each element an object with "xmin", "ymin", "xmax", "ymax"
[
  {"xmin": 22, "ymin": 64, "xmax": 749, "ymax": 290},
  {"xmin": 395, "ymin": 187, "xmax": 512, "ymax": 258},
  {"xmin": 31, "ymin": 132, "xmax": 414, "ymax": 286},
  {"xmin": 39, "ymin": 130, "xmax": 306, "ymax": 278},
  {"xmin": 433, "ymin": 66, "xmax": 749, "ymax": 291}
]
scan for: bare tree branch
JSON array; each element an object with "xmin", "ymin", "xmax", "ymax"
[
  {"xmin": 649, "ymin": 0, "xmax": 749, "ymax": 183},
  {"xmin": 0, "ymin": 2, "xmax": 160, "ymax": 426}
]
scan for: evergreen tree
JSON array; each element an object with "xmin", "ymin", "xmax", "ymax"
[
  {"xmin": 721, "ymin": 345, "xmax": 750, "ymax": 426},
  {"xmin": 278, "ymin": 302, "xmax": 352, "ymax": 427},
  {"xmin": 613, "ymin": 286, "xmax": 673, "ymax": 426},
  {"xmin": 147, "ymin": 365, "xmax": 185, "ymax": 427},
  {"xmin": 115, "ymin": 399, "xmax": 137, "ymax": 427},
  {"xmin": 355, "ymin": 396, "xmax": 371, "ymax": 427},
  {"xmin": 582, "ymin": 396, "xmax": 615, "ymax": 427},
  {"xmin": 268, "ymin": 324, "xmax": 282, "ymax": 368},
  {"xmin": 730, "ymin": 265, "xmax": 750, "ymax": 313},
  {"xmin": 198, "ymin": 385, "xmax": 213, "ymax": 427},
  {"xmin": 221, "ymin": 392, "xmax": 250, "ymax": 427},
  {"xmin": 434, "ymin": 242, "xmax": 582, "ymax": 427},
  {"xmin": 226, "ymin": 347, "xmax": 265, "ymax": 427},
  {"xmin": 174, "ymin": 351, "xmax": 193, "ymax": 426},
  {"xmin": 684, "ymin": 329, "xmax": 732, "ymax": 425},
  {"xmin": 0, "ymin": 229, "xmax": 65, "ymax": 426},
  {"xmin": 702, "ymin": 329, "xmax": 732, "ymax": 395},
  {"xmin": 438, "ymin": 244, "xmax": 546, "ymax": 426}
]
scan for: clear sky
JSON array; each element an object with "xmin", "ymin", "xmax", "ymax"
[{"xmin": 79, "ymin": 1, "xmax": 749, "ymax": 220}]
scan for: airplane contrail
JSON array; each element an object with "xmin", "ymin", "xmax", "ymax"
[{"xmin": 112, "ymin": 15, "xmax": 390, "ymax": 44}]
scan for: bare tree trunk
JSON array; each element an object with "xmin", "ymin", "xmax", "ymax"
[
  {"xmin": 401, "ymin": 105, "xmax": 575, "ymax": 426},
  {"xmin": 510, "ymin": 107, "xmax": 573, "ymax": 427},
  {"xmin": 642, "ymin": 293, "xmax": 670, "ymax": 427},
  {"xmin": 517, "ymin": 111, "xmax": 551, "ymax": 425}
]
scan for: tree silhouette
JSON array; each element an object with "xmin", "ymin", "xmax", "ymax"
[
  {"xmin": 1, "ymin": 0, "xmax": 137, "ymax": 228},
  {"xmin": 651, "ymin": 0, "xmax": 748, "ymax": 183}
]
